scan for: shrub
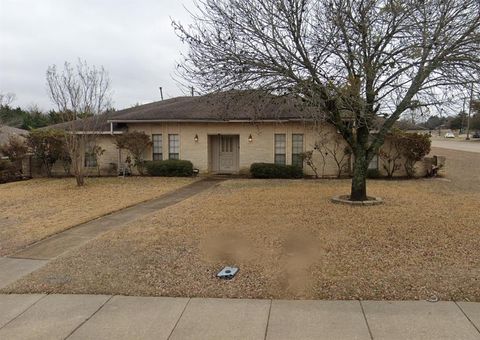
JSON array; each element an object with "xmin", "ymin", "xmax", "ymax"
[
  {"xmin": 145, "ymin": 160, "xmax": 194, "ymax": 177},
  {"xmin": 399, "ymin": 133, "xmax": 431, "ymax": 177},
  {"xmin": 250, "ymin": 163, "xmax": 303, "ymax": 179},
  {"xmin": 366, "ymin": 168, "xmax": 381, "ymax": 179},
  {"xmin": 380, "ymin": 129, "xmax": 431, "ymax": 178},
  {"xmin": 0, "ymin": 159, "xmax": 21, "ymax": 184},
  {"xmin": 115, "ymin": 131, "xmax": 152, "ymax": 175},
  {"xmin": 0, "ymin": 136, "xmax": 28, "ymax": 162},
  {"xmin": 27, "ymin": 129, "xmax": 65, "ymax": 177}
]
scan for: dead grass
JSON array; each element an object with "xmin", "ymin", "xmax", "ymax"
[
  {"xmin": 0, "ymin": 177, "xmax": 196, "ymax": 256},
  {"xmin": 6, "ymin": 177, "xmax": 480, "ymax": 301}
]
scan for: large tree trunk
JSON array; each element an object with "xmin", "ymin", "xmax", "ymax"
[{"xmin": 350, "ymin": 148, "xmax": 368, "ymax": 201}]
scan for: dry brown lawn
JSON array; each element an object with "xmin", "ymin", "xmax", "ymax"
[
  {"xmin": 0, "ymin": 177, "xmax": 196, "ymax": 256},
  {"xmin": 6, "ymin": 174, "xmax": 480, "ymax": 301}
]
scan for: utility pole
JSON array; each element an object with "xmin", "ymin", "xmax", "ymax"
[
  {"xmin": 466, "ymin": 82, "xmax": 473, "ymax": 140},
  {"xmin": 159, "ymin": 87, "xmax": 164, "ymax": 101},
  {"xmin": 191, "ymin": 86, "xmax": 194, "ymax": 96}
]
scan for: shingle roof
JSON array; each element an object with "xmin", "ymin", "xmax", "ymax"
[
  {"xmin": 44, "ymin": 113, "xmax": 113, "ymax": 132},
  {"xmin": 45, "ymin": 91, "xmax": 326, "ymax": 133},
  {"xmin": 0, "ymin": 125, "xmax": 28, "ymax": 146},
  {"xmin": 108, "ymin": 91, "xmax": 320, "ymax": 122}
]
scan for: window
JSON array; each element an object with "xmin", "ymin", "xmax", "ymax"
[
  {"xmin": 169, "ymin": 134, "xmax": 179, "ymax": 160},
  {"xmin": 292, "ymin": 134, "xmax": 304, "ymax": 168},
  {"xmin": 274, "ymin": 134, "xmax": 286, "ymax": 165},
  {"xmin": 221, "ymin": 136, "xmax": 233, "ymax": 152},
  {"xmin": 152, "ymin": 134, "xmax": 162, "ymax": 160},
  {"xmin": 368, "ymin": 154, "xmax": 379, "ymax": 170},
  {"xmin": 84, "ymin": 146, "xmax": 97, "ymax": 168}
]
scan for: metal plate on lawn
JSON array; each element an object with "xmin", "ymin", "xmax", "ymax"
[{"xmin": 217, "ymin": 266, "xmax": 239, "ymax": 279}]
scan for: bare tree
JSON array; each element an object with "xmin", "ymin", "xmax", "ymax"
[
  {"xmin": 46, "ymin": 60, "xmax": 112, "ymax": 186},
  {"xmin": 379, "ymin": 138, "xmax": 402, "ymax": 178},
  {"xmin": 0, "ymin": 92, "xmax": 16, "ymax": 107},
  {"xmin": 314, "ymin": 130, "xmax": 352, "ymax": 178},
  {"xmin": 174, "ymin": 0, "xmax": 480, "ymax": 200},
  {"xmin": 301, "ymin": 150, "xmax": 322, "ymax": 178}
]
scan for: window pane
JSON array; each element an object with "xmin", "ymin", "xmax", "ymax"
[
  {"xmin": 221, "ymin": 136, "xmax": 233, "ymax": 152},
  {"xmin": 292, "ymin": 134, "xmax": 303, "ymax": 168},
  {"xmin": 84, "ymin": 152, "xmax": 97, "ymax": 167},
  {"xmin": 275, "ymin": 134, "xmax": 286, "ymax": 154},
  {"xmin": 292, "ymin": 154, "xmax": 303, "ymax": 168},
  {"xmin": 292, "ymin": 134, "xmax": 303, "ymax": 154},
  {"xmin": 274, "ymin": 134, "xmax": 286, "ymax": 165},
  {"xmin": 169, "ymin": 134, "xmax": 179, "ymax": 158},
  {"xmin": 275, "ymin": 154, "xmax": 286, "ymax": 165},
  {"xmin": 152, "ymin": 134, "xmax": 162, "ymax": 160}
]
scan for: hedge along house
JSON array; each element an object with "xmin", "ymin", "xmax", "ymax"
[{"xmin": 45, "ymin": 92, "xmax": 432, "ymax": 178}]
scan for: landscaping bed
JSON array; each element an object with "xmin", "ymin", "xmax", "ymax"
[
  {"xmin": 0, "ymin": 177, "xmax": 196, "ymax": 256},
  {"xmin": 5, "ymin": 176, "xmax": 479, "ymax": 301}
]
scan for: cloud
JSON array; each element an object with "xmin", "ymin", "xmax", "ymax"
[{"xmin": 0, "ymin": 0, "xmax": 194, "ymax": 111}]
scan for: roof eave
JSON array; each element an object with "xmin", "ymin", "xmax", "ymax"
[{"xmin": 107, "ymin": 118, "xmax": 315, "ymax": 124}]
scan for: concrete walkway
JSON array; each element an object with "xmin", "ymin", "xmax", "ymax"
[
  {"xmin": 0, "ymin": 178, "xmax": 223, "ymax": 290},
  {"xmin": 0, "ymin": 294, "xmax": 478, "ymax": 339},
  {"xmin": 10, "ymin": 178, "xmax": 222, "ymax": 261}
]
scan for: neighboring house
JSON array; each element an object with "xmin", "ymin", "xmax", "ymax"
[
  {"xmin": 47, "ymin": 92, "xmax": 430, "ymax": 178},
  {"xmin": 0, "ymin": 125, "xmax": 28, "ymax": 157}
]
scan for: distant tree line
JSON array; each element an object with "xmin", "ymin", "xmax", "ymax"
[
  {"xmin": 393, "ymin": 99, "xmax": 480, "ymax": 132},
  {"xmin": 0, "ymin": 104, "xmax": 64, "ymax": 130}
]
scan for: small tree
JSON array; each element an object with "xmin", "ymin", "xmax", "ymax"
[
  {"xmin": 380, "ymin": 130, "xmax": 431, "ymax": 178},
  {"xmin": 46, "ymin": 59, "xmax": 112, "ymax": 186},
  {"xmin": 379, "ymin": 131, "xmax": 403, "ymax": 178},
  {"xmin": 314, "ymin": 131, "xmax": 352, "ymax": 179},
  {"xmin": 59, "ymin": 147, "xmax": 72, "ymax": 176},
  {"xmin": 92, "ymin": 145, "xmax": 105, "ymax": 176},
  {"xmin": 27, "ymin": 129, "xmax": 64, "ymax": 177},
  {"xmin": 301, "ymin": 150, "xmax": 321, "ymax": 179},
  {"xmin": 114, "ymin": 132, "xmax": 152, "ymax": 175}
]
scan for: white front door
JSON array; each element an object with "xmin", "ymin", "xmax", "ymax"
[{"xmin": 219, "ymin": 135, "xmax": 239, "ymax": 173}]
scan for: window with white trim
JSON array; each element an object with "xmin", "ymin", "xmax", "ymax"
[
  {"xmin": 152, "ymin": 134, "xmax": 162, "ymax": 160},
  {"xmin": 292, "ymin": 134, "xmax": 304, "ymax": 168},
  {"xmin": 169, "ymin": 134, "xmax": 179, "ymax": 160},
  {"xmin": 84, "ymin": 144, "xmax": 97, "ymax": 168},
  {"xmin": 274, "ymin": 134, "xmax": 286, "ymax": 165}
]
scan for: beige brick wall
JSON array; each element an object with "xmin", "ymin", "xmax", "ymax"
[
  {"xmin": 36, "ymin": 135, "xmax": 120, "ymax": 177},
  {"xmin": 41, "ymin": 122, "xmax": 426, "ymax": 178},
  {"xmin": 126, "ymin": 121, "xmax": 349, "ymax": 177}
]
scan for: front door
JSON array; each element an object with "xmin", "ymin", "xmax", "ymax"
[{"xmin": 219, "ymin": 135, "xmax": 239, "ymax": 173}]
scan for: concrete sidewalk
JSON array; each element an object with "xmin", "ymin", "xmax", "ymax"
[{"xmin": 0, "ymin": 294, "xmax": 478, "ymax": 340}]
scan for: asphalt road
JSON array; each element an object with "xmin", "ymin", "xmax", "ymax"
[
  {"xmin": 430, "ymin": 146, "xmax": 480, "ymax": 192},
  {"xmin": 431, "ymin": 139, "xmax": 480, "ymax": 153}
]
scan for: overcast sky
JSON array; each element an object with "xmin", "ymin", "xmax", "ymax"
[{"xmin": 0, "ymin": 0, "xmax": 195, "ymax": 111}]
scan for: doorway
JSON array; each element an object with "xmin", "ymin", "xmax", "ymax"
[{"xmin": 208, "ymin": 135, "xmax": 240, "ymax": 173}]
